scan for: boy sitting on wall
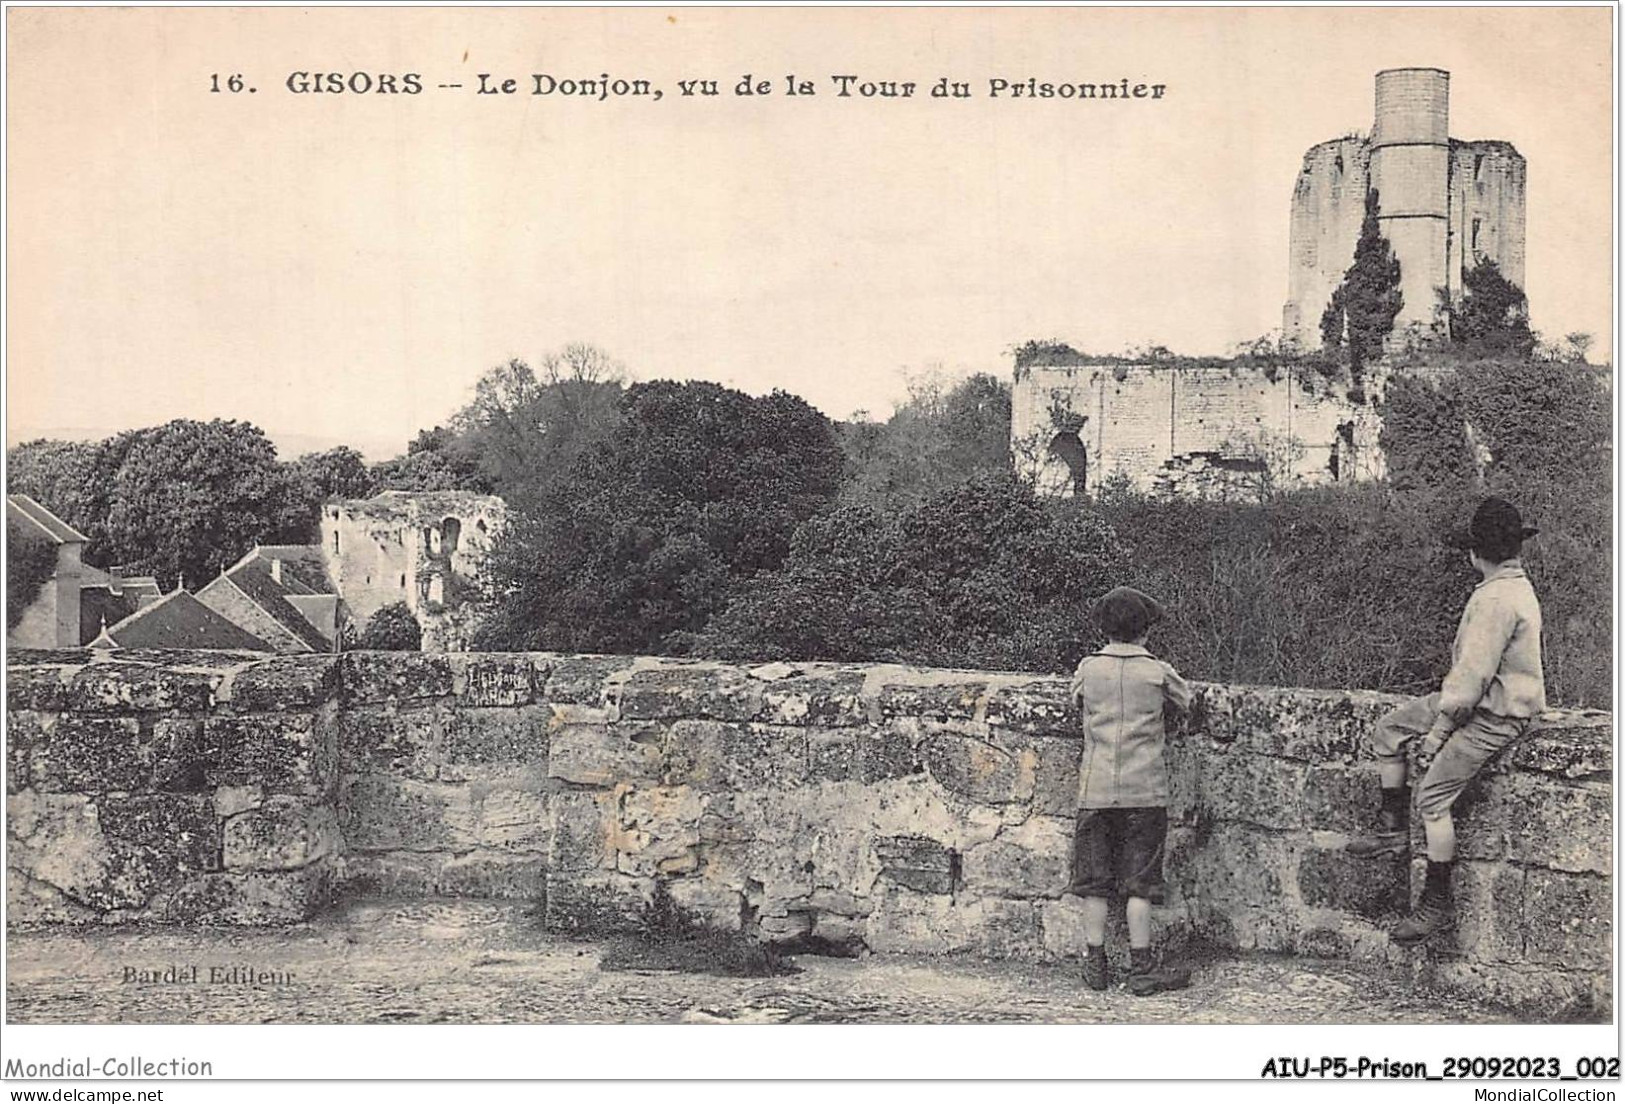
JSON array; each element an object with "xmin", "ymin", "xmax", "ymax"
[
  {"xmin": 1068, "ymin": 585, "xmax": 1192, "ymax": 995},
  {"xmin": 1346, "ymin": 497, "xmax": 1546, "ymax": 944}
]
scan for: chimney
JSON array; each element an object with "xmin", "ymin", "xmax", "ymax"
[{"xmin": 271, "ymin": 558, "xmax": 283, "ymax": 584}]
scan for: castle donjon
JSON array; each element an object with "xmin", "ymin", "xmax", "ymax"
[
  {"xmin": 1283, "ymin": 67, "xmax": 1526, "ymax": 348},
  {"xmin": 1014, "ymin": 68, "xmax": 1525, "ymax": 498}
]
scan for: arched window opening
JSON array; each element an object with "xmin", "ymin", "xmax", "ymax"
[{"xmin": 1048, "ymin": 432, "xmax": 1089, "ymax": 496}]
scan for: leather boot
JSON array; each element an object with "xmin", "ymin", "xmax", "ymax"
[
  {"xmin": 1392, "ymin": 860, "xmax": 1455, "ymax": 945},
  {"xmin": 1346, "ymin": 786, "xmax": 1410, "ymax": 857},
  {"xmin": 1128, "ymin": 947, "xmax": 1191, "ymax": 997},
  {"xmin": 1082, "ymin": 945, "xmax": 1109, "ymax": 992}
]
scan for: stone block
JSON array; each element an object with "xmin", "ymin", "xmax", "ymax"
[
  {"xmin": 874, "ymin": 834, "xmax": 955, "ymax": 894},
  {"xmin": 474, "ymin": 784, "xmax": 552, "ymax": 853},
  {"xmin": 807, "ymin": 731, "xmax": 860, "ymax": 782},
  {"xmin": 33, "ymin": 715, "xmax": 146, "ymax": 793},
  {"xmin": 145, "ymin": 717, "xmax": 209, "ymax": 794},
  {"xmin": 451, "ymin": 653, "xmax": 542, "ymax": 707},
  {"xmin": 920, "ymin": 732, "xmax": 1035, "ymax": 805},
  {"xmin": 667, "ymin": 878, "xmax": 746, "ymax": 932},
  {"xmin": 759, "ymin": 670, "xmax": 868, "ymax": 727},
  {"xmin": 618, "ymin": 665, "xmax": 764, "ymax": 722},
  {"xmin": 68, "ymin": 663, "xmax": 217, "ymax": 714},
  {"xmin": 862, "ymin": 887, "xmax": 959, "ymax": 954},
  {"xmin": 335, "ymin": 852, "xmax": 439, "ymax": 898},
  {"xmin": 541, "ymin": 656, "xmax": 637, "ymax": 706},
  {"xmin": 664, "ymin": 721, "xmax": 807, "ymax": 789},
  {"xmin": 1195, "ymin": 748, "xmax": 1305, "ymax": 829},
  {"xmin": 7, "ymin": 791, "xmax": 116, "ymax": 909},
  {"xmin": 863, "ymin": 887, "xmax": 1040, "ymax": 958},
  {"xmin": 202, "ymin": 713, "xmax": 325, "ymax": 793},
  {"xmin": 1197, "ymin": 683, "xmax": 1391, "ymax": 762},
  {"xmin": 441, "ymin": 706, "xmax": 553, "ymax": 772},
  {"xmin": 1189, "ymin": 823, "xmax": 1297, "ymax": 910},
  {"xmin": 875, "ymin": 679, "xmax": 986, "ymax": 723},
  {"xmin": 213, "ymin": 785, "xmax": 263, "ymax": 818},
  {"xmin": 88, "ymin": 794, "xmax": 221, "ymax": 910},
  {"xmin": 613, "ymin": 785, "xmax": 702, "ymax": 877},
  {"xmin": 960, "ymin": 816, "xmax": 1071, "ymax": 898},
  {"xmin": 163, "ymin": 863, "xmax": 333, "ymax": 924},
  {"xmin": 1522, "ymin": 869, "xmax": 1611, "ymax": 968},
  {"xmin": 7, "ymin": 665, "xmax": 73, "ymax": 713},
  {"xmin": 437, "ymin": 852, "xmax": 547, "ymax": 898},
  {"xmin": 1302, "ymin": 765, "xmax": 1382, "ymax": 834},
  {"xmin": 1031, "ymin": 736, "xmax": 1083, "ymax": 817},
  {"xmin": 1449, "ymin": 861, "xmax": 1528, "ymax": 965},
  {"xmin": 223, "ymin": 797, "xmax": 339, "ymax": 871},
  {"xmin": 984, "ymin": 681, "xmax": 1075, "ymax": 738},
  {"xmin": 1296, "ymin": 845, "xmax": 1407, "ymax": 920},
  {"xmin": 6, "ymin": 711, "xmax": 46, "ymax": 792},
  {"xmin": 547, "ymin": 722, "xmax": 660, "ymax": 786},
  {"xmin": 543, "ymin": 871, "xmax": 655, "ymax": 935},
  {"xmin": 548, "ymin": 789, "xmax": 613, "ymax": 872},
  {"xmin": 224, "ymin": 656, "xmax": 342, "ymax": 712},
  {"xmin": 337, "ymin": 705, "xmax": 444, "ymax": 781},
  {"xmin": 855, "ymin": 725, "xmax": 922, "ymax": 783},
  {"xmin": 1509, "ymin": 714, "xmax": 1613, "ymax": 780},
  {"xmin": 1502, "ymin": 778, "xmax": 1612, "ymax": 876},
  {"xmin": 343, "ymin": 652, "xmax": 453, "ymax": 704},
  {"xmin": 338, "ymin": 775, "xmax": 477, "ymax": 852}
]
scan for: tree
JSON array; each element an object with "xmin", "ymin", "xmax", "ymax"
[
  {"xmin": 6, "ymin": 514, "xmax": 58, "ymax": 631},
  {"xmin": 1449, "ymin": 260, "xmax": 1534, "ymax": 359},
  {"xmin": 6, "ymin": 439, "xmax": 103, "ymax": 535},
  {"xmin": 370, "ymin": 425, "xmax": 491, "ymax": 493},
  {"xmin": 278, "ymin": 446, "xmax": 379, "ymax": 541},
  {"xmin": 288, "ymin": 446, "xmax": 376, "ymax": 502},
  {"xmin": 840, "ymin": 370, "xmax": 1012, "ymax": 506},
  {"xmin": 101, "ymin": 419, "xmax": 303, "ymax": 588},
  {"xmin": 356, "ymin": 601, "xmax": 422, "ymax": 650},
  {"xmin": 1321, "ymin": 190, "xmax": 1404, "ymax": 395},
  {"xmin": 447, "ymin": 345, "xmax": 626, "ymax": 508},
  {"xmin": 473, "ymin": 380, "xmax": 844, "ymax": 654}
]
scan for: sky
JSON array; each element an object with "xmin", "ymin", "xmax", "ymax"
[{"xmin": 5, "ymin": 7, "xmax": 1614, "ymax": 460}]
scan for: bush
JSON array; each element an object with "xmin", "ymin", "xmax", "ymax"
[
  {"xmin": 6, "ymin": 516, "xmax": 58, "ymax": 632},
  {"xmin": 357, "ymin": 602, "xmax": 422, "ymax": 651},
  {"xmin": 696, "ymin": 472, "xmax": 1128, "ymax": 672}
]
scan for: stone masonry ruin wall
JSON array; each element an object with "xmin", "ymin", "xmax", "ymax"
[
  {"xmin": 1282, "ymin": 69, "xmax": 1527, "ymax": 349},
  {"xmin": 5, "ymin": 649, "xmax": 1611, "ymax": 1017},
  {"xmin": 1011, "ymin": 362, "xmax": 1385, "ymax": 497}
]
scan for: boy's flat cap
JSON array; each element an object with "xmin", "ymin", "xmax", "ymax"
[{"xmin": 1093, "ymin": 585, "xmax": 1167, "ymax": 635}]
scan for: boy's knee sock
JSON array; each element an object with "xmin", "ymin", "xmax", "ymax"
[
  {"xmin": 1423, "ymin": 858, "xmax": 1454, "ymax": 900},
  {"xmin": 1380, "ymin": 785, "xmax": 1411, "ymax": 829}
]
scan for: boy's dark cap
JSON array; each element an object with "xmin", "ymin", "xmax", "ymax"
[
  {"xmin": 1446, "ymin": 497, "xmax": 1539, "ymax": 552},
  {"xmin": 1093, "ymin": 585, "xmax": 1167, "ymax": 638}
]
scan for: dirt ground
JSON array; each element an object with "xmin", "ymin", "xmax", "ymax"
[{"xmin": 5, "ymin": 898, "xmax": 1530, "ymax": 1025}]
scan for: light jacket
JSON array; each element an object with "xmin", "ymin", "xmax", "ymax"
[
  {"xmin": 1437, "ymin": 560, "xmax": 1546, "ymax": 727},
  {"xmin": 1070, "ymin": 643, "xmax": 1191, "ymax": 809}
]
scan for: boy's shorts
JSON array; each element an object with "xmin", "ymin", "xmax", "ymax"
[
  {"xmin": 1371, "ymin": 693, "xmax": 1529, "ymax": 819},
  {"xmin": 1068, "ymin": 806, "xmax": 1167, "ymax": 902}
]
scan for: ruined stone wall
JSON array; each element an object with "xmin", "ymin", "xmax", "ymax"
[
  {"xmin": 6, "ymin": 650, "xmax": 1610, "ymax": 1015},
  {"xmin": 318, "ymin": 492, "xmax": 506, "ymax": 651},
  {"xmin": 1012, "ymin": 363, "xmax": 1385, "ymax": 497}
]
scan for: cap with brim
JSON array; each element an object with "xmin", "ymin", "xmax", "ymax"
[{"xmin": 1446, "ymin": 497, "xmax": 1539, "ymax": 551}]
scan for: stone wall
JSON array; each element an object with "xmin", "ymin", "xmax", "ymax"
[
  {"xmin": 1011, "ymin": 362, "xmax": 1386, "ymax": 498},
  {"xmin": 6, "ymin": 650, "xmax": 1611, "ymax": 1015}
]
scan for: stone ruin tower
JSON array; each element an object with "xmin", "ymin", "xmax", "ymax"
[{"xmin": 1283, "ymin": 68, "xmax": 1526, "ymax": 349}]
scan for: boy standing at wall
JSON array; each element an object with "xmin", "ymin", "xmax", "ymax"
[
  {"xmin": 1346, "ymin": 497, "xmax": 1545, "ymax": 944},
  {"xmin": 1069, "ymin": 585, "xmax": 1192, "ymax": 995}
]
